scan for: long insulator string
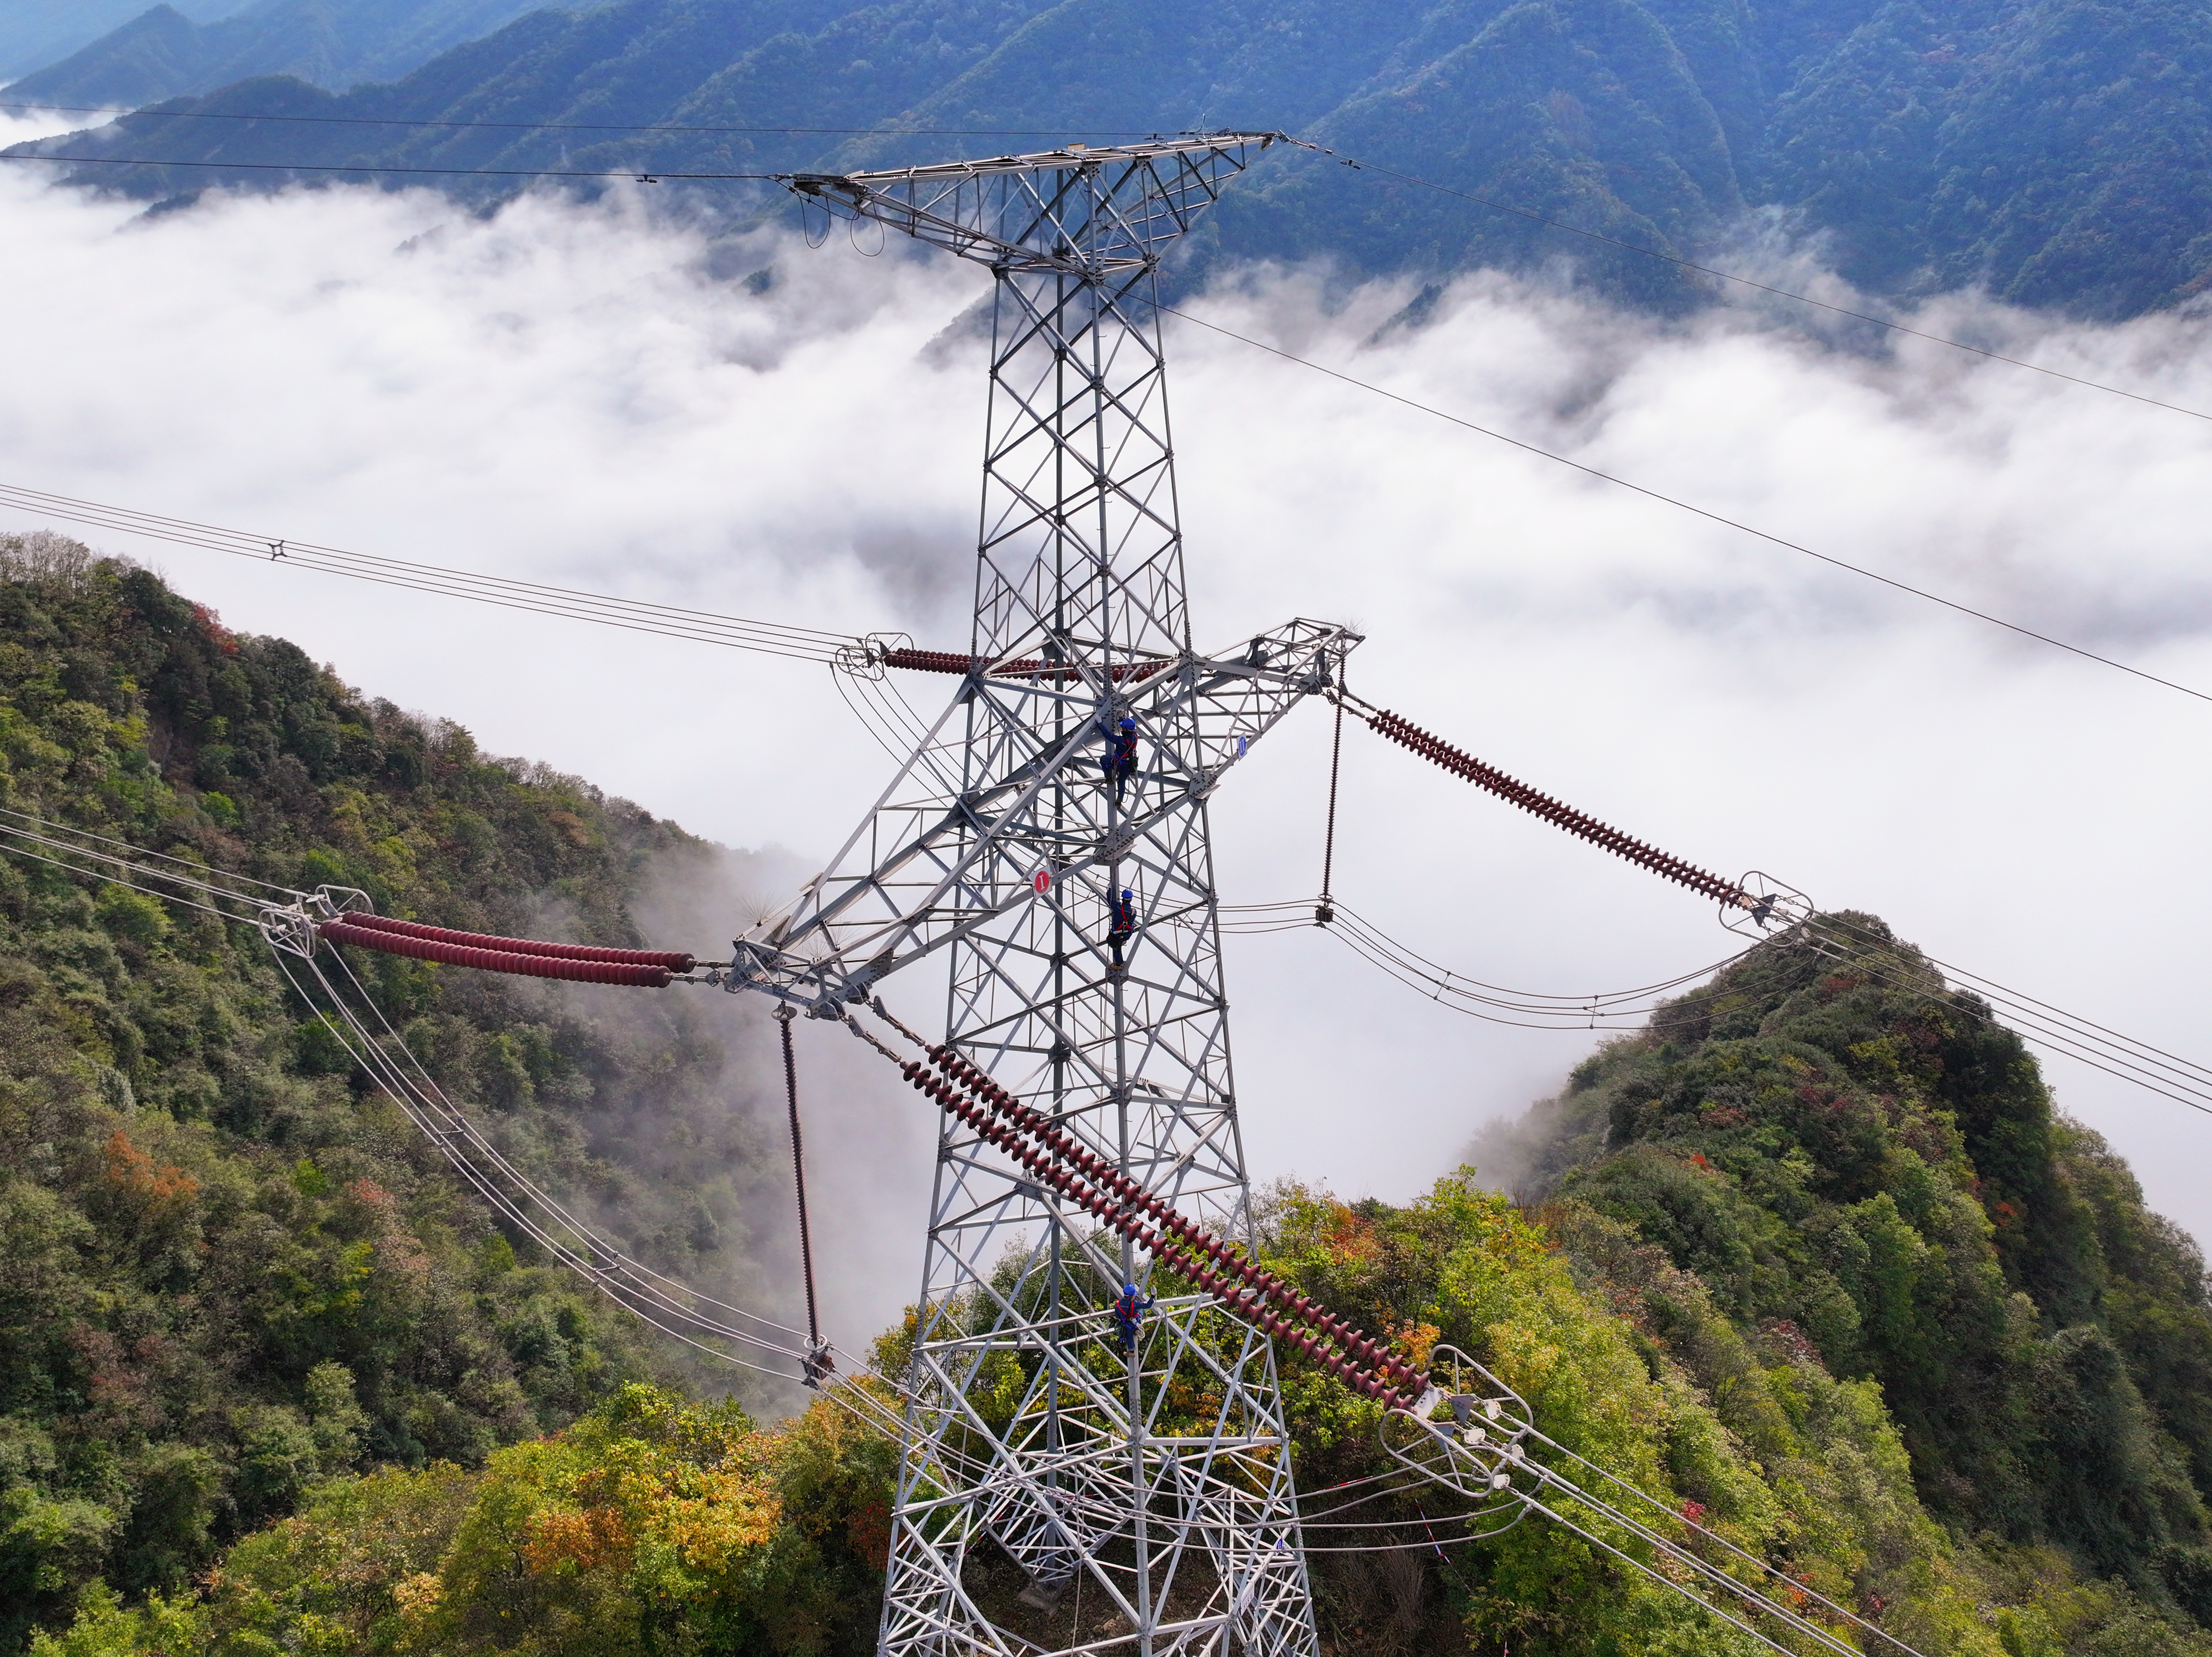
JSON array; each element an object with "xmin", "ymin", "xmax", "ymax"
[
  {"xmin": 1351, "ymin": 698, "xmax": 1749, "ymax": 908},
  {"xmin": 336, "ymin": 911, "xmax": 697, "ymax": 971},
  {"xmin": 878, "ymin": 647, "xmax": 1168, "ymax": 684},
  {"xmin": 846, "ymin": 1022, "xmax": 1924, "ymax": 1652},
  {"xmin": 853, "ymin": 1012, "xmax": 1426, "ymax": 1406},
  {"xmin": 902, "ymin": 1016, "xmax": 1409, "ymax": 1387},
  {"xmin": 778, "ymin": 1009, "xmax": 825, "ymax": 1362},
  {"xmin": 318, "ymin": 918, "xmax": 675, "ymax": 987},
  {"xmin": 926, "ymin": 1047, "xmax": 1423, "ymax": 1402},
  {"xmin": 885, "ymin": 661, "xmax": 1747, "ymax": 916}
]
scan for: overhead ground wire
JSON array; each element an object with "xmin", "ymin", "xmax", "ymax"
[
  {"xmin": 9, "ymin": 312, "xmax": 2209, "ymax": 709},
  {"xmin": 0, "ymin": 104, "xmax": 1178, "ymax": 139},
  {"xmin": 0, "ymin": 152, "xmax": 780, "ymax": 182},
  {"xmin": 1153, "ymin": 300, "xmax": 2212, "ymax": 707},
  {"xmin": 0, "ymin": 483, "xmax": 857, "ymax": 662}
]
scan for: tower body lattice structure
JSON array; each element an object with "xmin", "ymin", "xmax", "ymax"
[{"xmin": 739, "ymin": 136, "xmax": 1354, "ymax": 1657}]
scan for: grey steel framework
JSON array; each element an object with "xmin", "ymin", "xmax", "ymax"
[{"xmin": 734, "ymin": 136, "xmax": 1357, "ymax": 1657}]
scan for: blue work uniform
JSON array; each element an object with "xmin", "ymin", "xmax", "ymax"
[
  {"xmin": 1108, "ymin": 889, "xmax": 1137, "ymax": 970},
  {"xmin": 1106, "ymin": 718, "xmax": 1137, "ymax": 801},
  {"xmin": 1113, "ymin": 1283, "xmax": 1154, "ymax": 1352}
]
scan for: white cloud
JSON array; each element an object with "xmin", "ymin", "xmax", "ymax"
[{"xmin": 5, "ymin": 165, "xmax": 2212, "ymax": 1361}]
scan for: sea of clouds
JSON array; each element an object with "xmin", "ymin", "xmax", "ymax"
[{"xmin": 7, "ymin": 119, "xmax": 2212, "ymax": 1357}]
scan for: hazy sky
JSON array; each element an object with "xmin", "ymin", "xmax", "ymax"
[{"xmin": 7, "ymin": 123, "xmax": 2212, "ymax": 1355}]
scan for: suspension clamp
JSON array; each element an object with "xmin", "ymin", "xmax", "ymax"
[{"xmin": 1721, "ymin": 872, "xmax": 1814, "ymax": 938}]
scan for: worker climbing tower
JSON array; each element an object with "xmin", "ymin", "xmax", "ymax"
[{"xmin": 734, "ymin": 135, "xmax": 1355, "ymax": 1656}]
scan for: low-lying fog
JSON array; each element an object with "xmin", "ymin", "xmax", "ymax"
[{"xmin": 8, "ymin": 119, "xmax": 2212, "ymax": 1361}]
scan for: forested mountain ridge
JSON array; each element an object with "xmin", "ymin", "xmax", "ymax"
[
  {"xmin": 15, "ymin": 0, "xmax": 2212, "ymax": 317},
  {"xmin": 1469, "ymin": 915, "xmax": 2212, "ymax": 1639},
  {"xmin": 13, "ymin": 529, "xmax": 2212, "ymax": 1653},
  {"xmin": 33, "ymin": 902, "xmax": 2212, "ymax": 1654},
  {"xmin": 0, "ymin": 0, "xmax": 248, "ymax": 85},
  {"xmin": 0, "ymin": 532, "xmax": 800, "ymax": 1652}
]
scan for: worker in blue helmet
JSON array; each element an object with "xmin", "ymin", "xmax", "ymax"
[
  {"xmin": 1104, "ymin": 715, "xmax": 1138, "ymax": 803},
  {"xmin": 1107, "ymin": 887, "xmax": 1137, "ymax": 973},
  {"xmin": 1113, "ymin": 1281, "xmax": 1154, "ymax": 1353}
]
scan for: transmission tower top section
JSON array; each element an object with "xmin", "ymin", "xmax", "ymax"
[{"xmin": 787, "ymin": 132, "xmax": 1281, "ymax": 275}]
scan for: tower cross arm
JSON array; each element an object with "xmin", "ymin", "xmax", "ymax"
[
  {"xmin": 727, "ymin": 617, "xmax": 1359, "ymax": 1009},
  {"xmin": 783, "ymin": 133, "xmax": 1282, "ymax": 274}
]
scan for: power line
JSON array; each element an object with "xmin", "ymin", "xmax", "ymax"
[
  {"xmin": 0, "ymin": 803, "xmax": 300, "ymax": 895},
  {"xmin": 1155, "ymin": 301, "xmax": 2212, "ymax": 707},
  {"xmin": 1291, "ymin": 140, "xmax": 2212, "ymax": 426},
  {"xmin": 0, "ymin": 483, "xmax": 859, "ymax": 662},
  {"xmin": 0, "ymin": 102, "xmax": 1168, "ymax": 138},
  {"xmin": 1809, "ymin": 915, "xmax": 2212, "ymax": 1115},
  {"xmin": 8, "ymin": 504, "xmax": 2208, "ymax": 1112},
  {"xmin": 0, "ymin": 151, "xmax": 774, "ymax": 182}
]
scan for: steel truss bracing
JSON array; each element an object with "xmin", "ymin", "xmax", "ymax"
[{"xmin": 739, "ymin": 136, "xmax": 1350, "ymax": 1656}]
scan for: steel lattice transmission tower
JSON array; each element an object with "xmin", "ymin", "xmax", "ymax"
[{"xmin": 733, "ymin": 135, "xmax": 1357, "ymax": 1657}]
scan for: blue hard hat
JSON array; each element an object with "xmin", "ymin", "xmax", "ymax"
[
  {"xmin": 1121, "ymin": 889, "xmax": 1133, "ymax": 901},
  {"xmin": 1119, "ymin": 717, "xmax": 1135, "ymax": 730}
]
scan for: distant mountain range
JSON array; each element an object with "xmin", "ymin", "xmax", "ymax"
[
  {"xmin": 4, "ymin": 0, "xmax": 548, "ymax": 107},
  {"xmin": 0, "ymin": 0, "xmax": 245, "ymax": 84},
  {"xmin": 13, "ymin": 0, "xmax": 2212, "ymax": 319}
]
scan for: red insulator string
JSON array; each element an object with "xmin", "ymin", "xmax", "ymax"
[
  {"xmin": 923, "ymin": 1046, "xmax": 1399, "ymax": 1373},
  {"xmin": 876, "ymin": 655, "xmax": 1741, "ymax": 910},
  {"xmin": 879, "ymin": 647, "xmax": 974, "ymax": 674},
  {"xmin": 1348, "ymin": 697, "xmax": 1750, "ymax": 909},
  {"xmin": 880, "ymin": 646, "xmax": 1168, "ymax": 684},
  {"xmin": 334, "ymin": 911, "xmax": 695, "ymax": 971},
  {"xmin": 880, "ymin": 1037, "xmax": 1427, "ymax": 1408},
  {"xmin": 318, "ymin": 919, "xmax": 674, "ymax": 988}
]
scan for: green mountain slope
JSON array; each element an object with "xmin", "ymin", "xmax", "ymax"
[
  {"xmin": 15, "ymin": 0, "xmax": 2212, "ymax": 315},
  {"xmin": 1475, "ymin": 914, "xmax": 2212, "ymax": 1618},
  {"xmin": 38, "ymin": 983, "xmax": 2212, "ymax": 1653},
  {"xmin": 14, "ymin": 531, "xmax": 2212, "ymax": 1654},
  {"xmin": 0, "ymin": 533, "xmax": 792, "ymax": 1653}
]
